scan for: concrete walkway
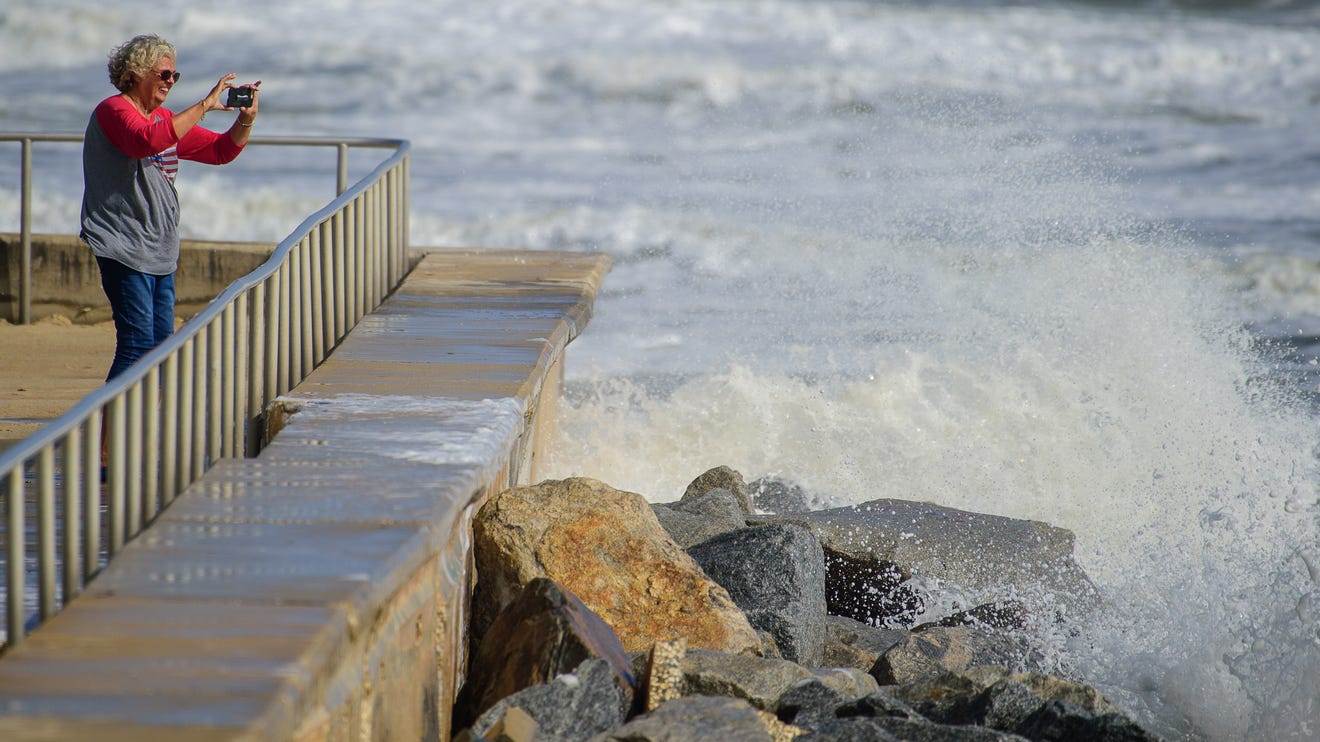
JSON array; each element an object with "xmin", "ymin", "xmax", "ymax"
[{"xmin": 0, "ymin": 248, "xmax": 609, "ymax": 741}]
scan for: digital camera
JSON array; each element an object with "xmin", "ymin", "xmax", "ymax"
[{"xmin": 226, "ymin": 86, "xmax": 254, "ymax": 108}]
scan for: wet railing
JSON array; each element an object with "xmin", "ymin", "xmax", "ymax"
[{"xmin": 0, "ymin": 133, "xmax": 411, "ymax": 647}]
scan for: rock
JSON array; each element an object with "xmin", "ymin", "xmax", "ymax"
[
  {"xmin": 980, "ymin": 676, "xmax": 1049, "ymax": 731},
  {"xmin": 977, "ymin": 672, "xmax": 1157, "ymax": 740},
  {"xmin": 748, "ymin": 476, "xmax": 815, "ymax": 514},
  {"xmin": 640, "ymin": 638, "xmax": 687, "ymax": 712},
  {"xmin": 757, "ymin": 709, "xmax": 809, "ymax": 742},
  {"xmin": 823, "ymin": 615, "xmax": 909, "ymax": 671},
  {"xmin": 683, "ymin": 465, "xmax": 755, "ymax": 514},
  {"xmin": 758, "ymin": 630, "xmax": 785, "ymax": 660},
  {"xmin": 468, "ymin": 658, "xmax": 629, "ymax": 742},
  {"xmin": 824, "ymin": 639, "xmax": 884, "ymax": 672},
  {"xmin": 775, "ymin": 677, "xmax": 849, "ymax": 731},
  {"xmin": 870, "ymin": 626, "xmax": 1026, "ymax": 686},
  {"xmin": 688, "ymin": 524, "xmax": 827, "ymax": 665},
  {"xmin": 1014, "ymin": 700, "xmax": 1158, "ymax": 741},
  {"xmin": 473, "ymin": 477, "xmax": 761, "ymax": 655},
  {"xmin": 587, "ymin": 695, "xmax": 777, "ymax": 741},
  {"xmin": 798, "ymin": 717, "xmax": 902, "ymax": 741},
  {"xmin": 453, "ymin": 577, "xmax": 635, "ymax": 730},
  {"xmin": 750, "ymin": 498, "xmax": 1099, "ymax": 620},
  {"xmin": 651, "ymin": 488, "xmax": 746, "ymax": 548},
  {"xmin": 835, "ymin": 689, "xmax": 927, "ymax": 722},
  {"xmin": 912, "ymin": 600, "xmax": 1028, "ymax": 633},
  {"xmin": 682, "ymin": 648, "xmax": 817, "ymax": 711},
  {"xmin": 886, "ymin": 671, "xmax": 987, "ymax": 726},
  {"xmin": 868, "ymin": 717, "xmax": 1027, "ymax": 740},
  {"xmin": 825, "ymin": 548, "xmax": 924, "ymax": 627},
  {"xmin": 804, "ymin": 716, "xmax": 1028, "ymax": 741},
  {"xmin": 810, "ymin": 667, "xmax": 880, "ymax": 702},
  {"xmin": 457, "ymin": 706, "xmax": 535, "ymax": 742},
  {"xmin": 983, "ymin": 670, "xmax": 1125, "ymax": 718},
  {"xmin": 877, "ymin": 667, "xmax": 1158, "ymax": 741}
]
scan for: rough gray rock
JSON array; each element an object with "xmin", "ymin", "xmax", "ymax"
[
  {"xmin": 886, "ymin": 671, "xmax": 988, "ymax": 725},
  {"xmin": 682, "ymin": 465, "xmax": 755, "ymax": 513},
  {"xmin": 799, "ymin": 717, "xmax": 902, "ymax": 741},
  {"xmin": 681, "ymin": 648, "xmax": 816, "ymax": 711},
  {"xmin": 871, "ymin": 626, "xmax": 1028, "ymax": 687},
  {"xmin": 810, "ymin": 667, "xmax": 881, "ymax": 703},
  {"xmin": 835, "ymin": 689, "xmax": 928, "ymax": 722},
  {"xmin": 688, "ymin": 524, "xmax": 827, "ymax": 665},
  {"xmin": 823, "ymin": 615, "xmax": 910, "ymax": 671},
  {"xmin": 870, "ymin": 717, "xmax": 1028, "ymax": 740},
  {"xmin": 651, "ymin": 488, "xmax": 746, "ymax": 548},
  {"xmin": 750, "ymin": 498, "xmax": 1098, "ymax": 621},
  {"xmin": 1014, "ymin": 700, "xmax": 1158, "ymax": 741},
  {"xmin": 469, "ymin": 658, "xmax": 629, "ymax": 741},
  {"xmin": 675, "ymin": 644, "xmax": 818, "ymax": 707},
  {"xmin": 976, "ymin": 672, "xmax": 1159, "ymax": 740},
  {"xmin": 587, "ymin": 695, "xmax": 773, "ymax": 741},
  {"xmin": 804, "ymin": 716, "xmax": 1029, "ymax": 741},
  {"xmin": 880, "ymin": 668, "xmax": 1161, "ymax": 741},
  {"xmin": 913, "ymin": 600, "xmax": 1028, "ymax": 632},
  {"xmin": 748, "ymin": 476, "xmax": 815, "ymax": 514},
  {"xmin": 775, "ymin": 677, "xmax": 849, "ymax": 731}
]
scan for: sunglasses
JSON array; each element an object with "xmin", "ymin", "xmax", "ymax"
[{"xmin": 157, "ymin": 70, "xmax": 182, "ymax": 83}]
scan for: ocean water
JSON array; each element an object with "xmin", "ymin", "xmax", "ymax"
[{"xmin": 3, "ymin": 0, "xmax": 1319, "ymax": 737}]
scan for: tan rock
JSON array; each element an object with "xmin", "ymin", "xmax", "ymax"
[
  {"xmin": 473, "ymin": 477, "xmax": 761, "ymax": 655},
  {"xmin": 642, "ymin": 638, "xmax": 687, "ymax": 712}
]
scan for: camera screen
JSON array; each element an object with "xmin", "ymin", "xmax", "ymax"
[{"xmin": 227, "ymin": 87, "xmax": 253, "ymax": 108}]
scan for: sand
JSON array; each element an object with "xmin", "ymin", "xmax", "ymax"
[{"xmin": 0, "ymin": 315, "xmax": 116, "ymax": 450}]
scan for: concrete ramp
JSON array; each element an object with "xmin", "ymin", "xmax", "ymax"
[{"xmin": 0, "ymin": 249, "xmax": 610, "ymax": 741}]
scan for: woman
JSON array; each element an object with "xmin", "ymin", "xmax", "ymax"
[{"xmin": 81, "ymin": 33, "xmax": 261, "ymax": 380}]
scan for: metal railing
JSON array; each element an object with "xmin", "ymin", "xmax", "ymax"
[{"xmin": 0, "ymin": 132, "xmax": 411, "ymax": 647}]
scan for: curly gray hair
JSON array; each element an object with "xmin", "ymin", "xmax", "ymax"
[{"xmin": 107, "ymin": 34, "xmax": 177, "ymax": 93}]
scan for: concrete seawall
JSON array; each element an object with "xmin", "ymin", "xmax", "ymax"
[{"xmin": 0, "ymin": 248, "xmax": 610, "ymax": 740}]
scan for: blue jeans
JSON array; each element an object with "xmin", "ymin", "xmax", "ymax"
[{"xmin": 96, "ymin": 257, "xmax": 175, "ymax": 381}]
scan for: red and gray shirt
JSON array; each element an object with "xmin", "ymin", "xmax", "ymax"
[{"xmin": 80, "ymin": 94, "xmax": 244, "ymax": 275}]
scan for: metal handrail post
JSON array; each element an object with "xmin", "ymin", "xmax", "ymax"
[
  {"xmin": 337, "ymin": 143, "xmax": 349, "ymax": 195},
  {"xmin": 6, "ymin": 471, "xmax": 23, "ymax": 646},
  {"xmin": 19, "ymin": 139, "xmax": 32, "ymax": 325}
]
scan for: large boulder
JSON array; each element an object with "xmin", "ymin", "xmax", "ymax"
[
  {"xmin": 473, "ymin": 477, "xmax": 761, "ymax": 655},
  {"xmin": 453, "ymin": 577, "xmax": 635, "ymax": 730},
  {"xmin": 751, "ymin": 498, "xmax": 1098, "ymax": 620},
  {"xmin": 688, "ymin": 524, "xmax": 827, "ymax": 665}
]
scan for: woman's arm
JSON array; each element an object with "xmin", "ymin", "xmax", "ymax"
[
  {"xmin": 172, "ymin": 74, "xmax": 237, "ymax": 140},
  {"xmin": 176, "ymin": 79, "xmax": 261, "ymax": 164}
]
